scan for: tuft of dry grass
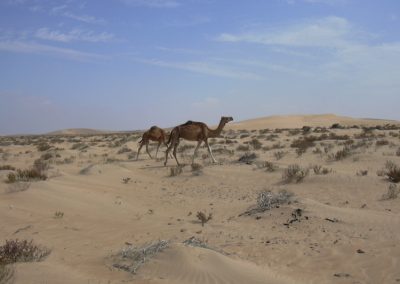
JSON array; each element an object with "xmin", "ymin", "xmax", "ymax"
[
  {"xmin": 112, "ymin": 240, "xmax": 169, "ymax": 274},
  {"xmin": 0, "ymin": 239, "xmax": 50, "ymax": 265},
  {"xmin": 238, "ymin": 152, "xmax": 257, "ymax": 164},
  {"xmin": 0, "ymin": 165, "xmax": 16, "ymax": 171},
  {"xmin": 282, "ymin": 164, "xmax": 309, "ymax": 183},
  {"xmin": 0, "ymin": 265, "xmax": 13, "ymax": 284},
  {"xmin": 385, "ymin": 162, "xmax": 400, "ymax": 183},
  {"xmin": 240, "ymin": 189, "xmax": 293, "ymax": 216},
  {"xmin": 380, "ymin": 184, "xmax": 399, "ymax": 200},
  {"xmin": 169, "ymin": 165, "xmax": 183, "ymax": 177}
]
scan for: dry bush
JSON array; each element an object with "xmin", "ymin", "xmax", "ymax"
[
  {"xmin": 329, "ymin": 146, "xmax": 351, "ymax": 161},
  {"xmin": 40, "ymin": 152, "xmax": 53, "ymax": 160},
  {"xmin": 0, "ymin": 165, "xmax": 15, "ymax": 171},
  {"xmin": 238, "ymin": 152, "xmax": 257, "ymax": 164},
  {"xmin": 71, "ymin": 143, "xmax": 88, "ymax": 150},
  {"xmin": 169, "ymin": 165, "xmax": 183, "ymax": 177},
  {"xmin": 0, "ymin": 239, "xmax": 50, "ymax": 265},
  {"xmin": 376, "ymin": 140, "xmax": 389, "ymax": 147},
  {"xmin": 249, "ymin": 138, "xmax": 262, "ymax": 150},
  {"xmin": 256, "ymin": 161, "xmax": 277, "ymax": 172},
  {"xmin": 291, "ymin": 136, "xmax": 316, "ymax": 151},
  {"xmin": 37, "ymin": 143, "xmax": 51, "ymax": 152},
  {"xmin": 112, "ymin": 240, "xmax": 169, "ymax": 274},
  {"xmin": 282, "ymin": 164, "xmax": 309, "ymax": 183},
  {"xmin": 396, "ymin": 148, "xmax": 400, "ymax": 157},
  {"xmin": 7, "ymin": 168, "xmax": 47, "ymax": 183},
  {"xmin": 196, "ymin": 211, "xmax": 212, "ymax": 226},
  {"xmin": 274, "ymin": 151, "xmax": 286, "ymax": 160},
  {"xmin": 381, "ymin": 184, "xmax": 399, "ymax": 200},
  {"xmin": 385, "ymin": 162, "xmax": 400, "ymax": 183},
  {"xmin": 240, "ymin": 189, "xmax": 293, "ymax": 216},
  {"xmin": 357, "ymin": 170, "xmax": 368, "ymax": 176},
  {"xmin": 191, "ymin": 163, "xmax": 203, "ymax": 175},
  {"xmin": 313, "ymin": 165, "xmax": 331, "ymax": 175}
]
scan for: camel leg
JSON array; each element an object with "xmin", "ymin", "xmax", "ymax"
[
  {"xmin": 164, "ymin": 142, "xmax": 173, "ymax": 158},
  {"xmin": 192, "ymin": 141, "xmax": 202, "ymax": 164},
  {"xmin": 173, "ymin": 140, "xmax": 180, "ymax": 166},
  {"xmin": 205, "ymin": 140, "xmax": 217, "ymax": 163},
  {"xmin": 136, "ymin": 142, "xmax": 144, "ymax": 160},
  {"xmin": 146, "ymin": 142, "xmax": 152, "ymax": 159},
  {"xmin": 164, "ymin": 142, "xmax": 174, "ymax": 166},
  {"xmin": 155, "ymin": 141, "xmax": 161, "ymax": 159}
]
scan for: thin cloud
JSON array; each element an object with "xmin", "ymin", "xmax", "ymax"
[
  {"xmin": 63, "ymin": 11, "xmax": 106, "ymax": 25},
  {"xmin": 0, "ymin": 40, "xmax": 105, "ymax": 61},
  {"xmin": 120, "ymin": 0, "xmax": 180, "ymax": 8},
  {"xmin": 192, "ymin": 97, "xmax": 219, "ymax": 108},
  {"xmin": 35, "ymin": 28, "xmax": 114, "ymax": 43},
  {"xmin": 217, "ymin": 16, "xmax": 353, "ymax": 48},
  {"xmin": 135, "ymin": 58, "xmax": 262, "ymax": 80}
]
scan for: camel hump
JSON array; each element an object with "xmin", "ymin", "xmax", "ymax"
[
  {"xmin": 181, "ymin": 120, "xmax": 194, "ymax": 126},
  {"xmin": 149, "ymin": 125, "xmax": 159, "ymax": 131}
]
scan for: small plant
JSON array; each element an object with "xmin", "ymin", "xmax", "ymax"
[
  {"xmin": 236, "ymin": 144, "xmax": 250, "ymax": 151},
  {"xmin": 0, "ymin": 165, "xmax": 16, "ymax": 171},
  {"xmin": 329, "ymin": 146, "xmax": 351, "ymax": 161},
  {"xmin": 0, "ymin": 265, "xmax": 13, "ymax": 284},
  {"xmin": 54, "ymin": 211, "xmax": 64, "ymax": 219},
  {"xmin": 239, "ymin": 189, "xmax": 293, "ymax": 216},
  {"xmin": 386, "ymin": 163, "xmax": 400, "ymax": 183},
  {"xmin": 0, "ymin": 239, "xmax": 50, "ymax": 265},
  {"xmin": 381, "ymin": 184, "xmax": 399, "ymax": 200},
  {"xmin": 7, "ymin": 169, "xmax": 47, "ymax": 183},
  {"xmin": 196, "ymin": 211, "xmax": 212, "ymax": 226},
  {"xmin": 249, "ymin": 139, "xmax": 262, "ymax": 150},
  {"xmin": 37, "ymin": 143, "xmax": 51, "ymax": 152},
  {"xmin": 238, "ymin": 152, "xmax": 257, "ymax": 164},
  {"xmin": 256, "ymin": 161, "xmax": 277, "ymax": 172},
  {"xmin": 282, "ymin": 164, "xmax": 309, "ymax": 183},
  {"xmin": 274, "ymin": 151, "xmax": 286, "ymax": 160},
  {"xmin": 396, "ymin": 148, "xmax": 400, "ymax": 157},
  {"xmin": 117, "ymin": 147, "xmax": 132, "ymax": 154},
  {"xmin": 122, "ymin": 177, "xmax": 131, "ymax": 184},
  {"xmin": 169, "ymin": 165, "xmax": 183, "ymax": 177},
  {"xmin": 357, "ymin": 170, "xmax": 368, "ymax": 176}
]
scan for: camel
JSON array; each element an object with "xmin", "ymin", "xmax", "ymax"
[
  {"xmin": 137, "ymin": 126, "xmax": 169, "ymax": 160},
  {"xmin": 164, "ymin": 116, "xmax": 233, "ymax": 166}
]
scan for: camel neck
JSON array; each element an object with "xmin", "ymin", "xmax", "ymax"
[{"xmin": 209, "ymin": 120, "xmax": 225, "ymax": 138}]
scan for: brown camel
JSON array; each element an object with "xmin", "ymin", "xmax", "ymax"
[
  {"xmin": 164, "ymin": 116, "xmax": 233, "ymax": 166},
  {"xmin": 137, "ymin": 126, "xmax": 169, "ymax": 160}
]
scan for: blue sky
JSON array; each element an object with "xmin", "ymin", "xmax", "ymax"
[{"xmin": 0, "ymin": 0, "xmax": 399, "ymax": 134}]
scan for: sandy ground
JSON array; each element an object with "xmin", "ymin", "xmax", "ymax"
[{"xmin": 1, "ymin": 114, "xmax": 400, "ymax": 284}]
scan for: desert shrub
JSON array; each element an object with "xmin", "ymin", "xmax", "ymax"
[
  {"xmin": 240, "ymin": 189, "xmax": 293, "ymax": 216},
  {"xmin": 37, "ymin": 143, "xmax": 51, "ymax": 152},
  {"xmin": 295, "ymin": 147, "xmax": 306, "ymax": 157},
  {"xmin": 0, "ymin": 265, "xmax": 13, "ymax": 283},
  {"xmin": 381, "ymin": 184, "xmax": 399, "ymax": 200},
  {"xmin": 236, "ymin": 144, "xmax": 250, "ymax": 151},
  {"xmin": 112, "ymin": 240, "xmax": 169, "ymax": 274},
  {"xmin": 331, "ymin": 123, "xmax": 343, "ymax": 129},
  {"xmin": 357, "ymin": 170, "xmax": 368, "ymax": 176},
  {"xmin": 288, "ymin": 129, "xmax": 301, "ymax": 136},
  {"xmin": 196, "ymin": 211, "xmax": 212, "ymax": 226},
  {"xmin": 7, "ymin": 168, "xmax": 46, "ymax": 183},
  {"xmin": 40, "ymin": 152, "xmax": 53, "ymax": 161},
  {"xmin": 274, "ymin": 151, "xmax": 286, "ymax": 160},
  {"xmin": 385, "ymin": 162, "xmax": 400, "ymax": 183},
  {"xmin": 313, "ymin": 165, "xmax": 332, "ymax": 175},
  {"xmin": 302, "ymin": 126, "xmax": 312, "ymax": 134},
  {"xmin": 240, "ymin": 134, "xmax": 250, "ymax": 139},
  {"xmin": 191, "ymin": 163, "xmax": 203, "ymax": 174},
  {"xmin": 169, "ymin": 165, "xmax": 183, "ymax": 177},
  {"xmin": 0, "ymin": 239, "xmax": 50, "ymax": 265},
  {"xmin": 376, "ymin": 140, "xmax": 389, "ymax": 147},
  {"xmin": 256, "ymin": 161, "xmax": 277, "ymax": 172},
  {"xmin": 249, "ymin": 138, "xmax": 262, "ymax": 150},
  {"xmin": 282, "ymin": 164, "xmax": 309, "ymax": 183},
  {"xmin": 71, "ymin": 143, "xmax": 88, "ymax": 150},
  {"xmin": 329, "ymin": 146, "xmax": 351, "ymax": 161},
  {"xmin": 290, "ymin": 137, "xmax": 317, "ymax": 150},
  {"xmin": 54, "ymin": 211, "xmax": 64, "ymax": 219},
  {"xmin": 396, "ymin": 148, "xmax": 400, "ymax": 157},
  {"xmin": 0, "ymin": 165, "xmax": 15, "ymax": 171},
  {"xmin": 238, "ymin": 152, "xmax": 257, "ymax": 164}
]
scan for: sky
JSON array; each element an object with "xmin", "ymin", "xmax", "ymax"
[{"xmin": 0, "ymin": 0, "xmax": 399, "ymax": 135}]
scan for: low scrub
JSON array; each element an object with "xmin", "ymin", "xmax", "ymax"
[
  {"xmin": 385, "ymin": 161, "xmax": 400, "ymax": 183},
  {"xmin": 238, "ymin": 152, "xmax": 257, "ymax": 164},
  {"xmin": 329, "ymin": 146, "xmax": 351, "ymax": 161},
  {"xmin": 0, "ymin": 165, "xmax": 15, "ymax": 171},
  {"xmin": 7, "ymin": 169, "xmax": 47, "ymax": 183},
  {"xmin": 282, "ymin": 164, "xmax": 309, "ymax": 183},
  {"xmin": 0, "ymin": 239, "xmax": 50, "ymax": 265},
  {"xmin": 381, "ymin": 184, "xmax": 399, "ymax": 200},
  {"xmin": 240, "ymin": 189, "xmax": 293, "ymax": 216},
  {"xmin": 169, "ymin": 165, "xmax": 183, "ymax": 177}
]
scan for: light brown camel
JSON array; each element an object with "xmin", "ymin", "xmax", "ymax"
[
  {"xmin": 164, "ymin": 116, "xmax": 233, "ymax": 166},
  {"xmin": 137, "ymin": 126, "xmax": 169, "ymax": 160}
]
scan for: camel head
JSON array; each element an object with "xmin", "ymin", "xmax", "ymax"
[{"xmin": 220, "ymin": 116, "xmax": 234, "ymax": 125}]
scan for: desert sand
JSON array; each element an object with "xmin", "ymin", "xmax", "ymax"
[{"xmin": 1, "ymin": 114, "xmax": 400, "ymax": 284}]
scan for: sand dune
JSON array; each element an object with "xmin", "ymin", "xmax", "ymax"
[
  {"xmin": 229, "ymin": 113, "xmax": 400, "ymax": 130},
  {"xmin": 1, "ymin": 114, "xmax": 400, "ymax": 284}
]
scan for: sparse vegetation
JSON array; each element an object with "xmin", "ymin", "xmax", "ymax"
[
  {"xmin": 256, "ymin": 161, "xmax": 277, "ymax": 172},
  {"xmin": 236, "ymin": 144, "xmax": 250, "ymax": 151},
  {"xmin": 249, "ymin": 138, "xmax": 262, "ymax": 150},
  {"xmin": 37, "ymin": 143, "xmax": 51, "ymax": 152},
  {"xmin": 381, "ymin": 184, "xmax": 399, "ymax": 200},
  {"xmin": 54, "ymin": 211, "xmax": 64, "ymax": 218},
  {"xmin": 238, "ymin": 152, "xmax": 257, "ymax": 164},
  {"xmin": 240, "ymin": 189, "xmax": 293, "ymax": 216},
  {"xmin": 274, "ymin": 151, "xmax": 286, "ymax": 160},
  {"xmin": 282, "ymin": 164, "xmax": 309, "ymax": 183},
  {"xmin": 112, "ymin": 240, "xmax": 169, "ymax": 274},
  {"xmin": 329, "ymin": 146, "xmax": 351, "ymax": 161},
  {"xmin": 313, "ymin": 165, "xmax": 331, "ymax": 175},
  {"xmin": 0, "ymin": 165, "xmax": 15, "ymax": 171},
  {"xmin": 7, "ymin": 168, "xmax": 47, "ymax": 183},
  {"xmin": 196, "ymin": 211, "xmax": 212, "ymax": 226},
  {"xmin": 0, "ymin": 239, "xmax": 50, "ymax": 265},
  {"xmin": 191, "ymin": 163, "xmax": 203, "ymax": 175},
  {"xmin": 385, "ymin": 161, "xmax": 400, "ymax": 183},
  {"xmin": 169, "ymin": 165, "xmax": 183, "ymax": 177}
]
